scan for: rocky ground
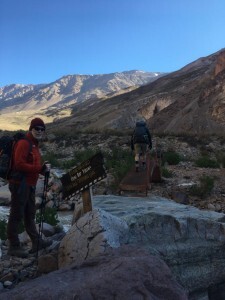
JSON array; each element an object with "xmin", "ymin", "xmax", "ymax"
[
  {"xmin": 149, "ymin": 164, "xmax": 225, "ymax": 212},
  {"xmin": 149, "ymin": 135, "xmax": 225, "ymax": 213},
  {"xmin": 81, "ymin": 133, "xmax": 225, "ymax": 214},
  {"xmin": 0, "ymin": 229, "xmax": 65, "ymax": 292},
  {"xmin": 0, "ymin": 245, "xmax": 38, "ymax": 290}
]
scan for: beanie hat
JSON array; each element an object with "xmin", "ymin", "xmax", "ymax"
[{"xmin": 29, "ymin": 118, "xmax": 45, "ymax": 131}]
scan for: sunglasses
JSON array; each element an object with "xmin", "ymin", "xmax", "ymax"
[{"xmin": 34, "ymin": 126, "xmax": 45, "ymax": 132}]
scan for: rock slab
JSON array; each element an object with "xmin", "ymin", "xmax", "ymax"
[
  {"xmin": 0, "ymin": 246, "xmax": 188, "ymax": 300},
  {"xmin": 58, "ymin": 208, "xmax": 129, "ymax": 268}
]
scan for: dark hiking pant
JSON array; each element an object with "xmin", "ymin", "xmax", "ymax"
[{"xmin": 7, "ymin": 183, "xmax": 39, "ymax": 247}]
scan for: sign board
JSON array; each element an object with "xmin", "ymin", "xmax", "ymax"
[{"xmin": 61, "ymin": 152, "xmax": 106, "ymax": 199}]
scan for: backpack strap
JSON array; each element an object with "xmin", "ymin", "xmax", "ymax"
[
  {"xmin": 8, "ymin": 137, "xmax": 33, "ymax": 181},
  {"xmin": 24, "ymin": 137, "xmax": 33, "ymax": 154},
  {"xmin": 16, "ymin": 138, "xmax": 33, "ymax": 194}
]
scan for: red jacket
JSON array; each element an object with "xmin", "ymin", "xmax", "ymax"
[{"xmin": 9, "ymin": 132, "xmax": 43, "ymax": 186}]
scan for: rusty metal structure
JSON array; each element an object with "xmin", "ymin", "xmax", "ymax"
[{"xmin": 119, "ymin": 154, "xmax": 162, "ymax": 197}]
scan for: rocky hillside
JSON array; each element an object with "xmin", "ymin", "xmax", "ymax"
[
  {"xmin": 48, "ymin": 48, "xmax": 225, "ymax": 135},
  {"xmin": 1, "ymin": 48, "xmax": 225, "ymax": 135},
  {"xmin": 0, "ymin": 70, "xmax": 164, "ymax": 131}
]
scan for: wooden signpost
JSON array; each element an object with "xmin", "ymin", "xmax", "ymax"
[{"xmin": 60, "ymin": 152, "xmax": 106, "ymax": 213}]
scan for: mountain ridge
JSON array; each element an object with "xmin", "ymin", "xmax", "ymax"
[
  {"xmin": 47, "ymin": 48, "xmax": 225, "ymax": 135},
  {"xmin": 1, "ymin": 48, "xmax": 225, "ymax": 135},
  {"xmin": 0, "ymin": 70, "xmax": 165, "ymax": 130}
]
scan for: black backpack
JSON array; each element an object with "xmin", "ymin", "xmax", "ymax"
[
  {"xmin": 133, "ymin": 122, "xmax": 150, "ymax": 144},
  {"xmin": 0, "ymin": 132, "xmax": 31, "ymax": 180}
]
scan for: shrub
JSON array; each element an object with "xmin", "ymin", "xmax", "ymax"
[
  {"xmin": 42, "ymin": 151, "xmax": 61, "ymax": 167},
  {"xmin": 162, "ymin": 151, "xmax": 181, "ymax": 165},
  {"xmin": 104, "ymin": 148, "xmax": 134, "ymax": 189},
  {"xmin": 189, "ymin": 175, "xmax": 214, "ymax": 198},
  {"xmin": 62, "ymin": 148, "xmax": 98, "ymax": 170},
  {"xmin": 161, "ymin": 167, "xmax": 173, "ymax": 178},
  {"xmin": 36, "ymin": 207, "xmax": 59, "ymax": 226},
  {"xmin": 74, "ymin": 149, "xmax": 98, "ymax": 164},
  {"xmin": 195, "ymin": 156, "xmax": 219, "ymax": 168}
]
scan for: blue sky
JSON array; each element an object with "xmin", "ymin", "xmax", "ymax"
[{"xmin": 0, "ymin": 0, "xmax": 225, "ymax": 87}]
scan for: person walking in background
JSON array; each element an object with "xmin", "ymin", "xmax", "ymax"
[
  {"xmin": 7, "ymin": 117, "xmax": 52, "ymax": 258},
  {"xmin": 131, "ymin": 120, "xmax": 152, "ymax": 172}
]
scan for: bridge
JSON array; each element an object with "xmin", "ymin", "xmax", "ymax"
[{"xmin": 119, "ymin": 155, "xmax": 162, "ymax": 196}]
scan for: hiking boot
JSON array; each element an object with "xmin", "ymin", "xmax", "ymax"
[
  {"xmin": 142, "ymin": 162, "xmax": 146, "ymax": 170},
  {"xmin": 29, "ymin": 239, "xmax": 53, "ymax": 254},
  {"xmin": 8, "ymin": 246, "xmax": 29, "ymax": 258},
  {"xmin": 135, "ymin": 166, "xmax": 139, "ymax": 172}
]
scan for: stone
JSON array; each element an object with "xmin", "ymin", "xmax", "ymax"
[
  {"xmin": 35, "ymin": 196, "xmax": 42, "ymax": 207},
  {"xmin": 207, "ymin": 203, "xmax": 216, "ymax": 210},
  {"xmin": 50, "ymin": 181, "xmax": 62, "ymax": 193},
  {"xmin": 58, "ymin": 203, "xmax": 70, "ymax": 211},
  {"xmin": 92, "ymin": 195, "xmax": 225, "ymax": 298},
  {"xmin": 58, "ymin": 208, "xmax": 129, "ymax": 268},
  {"xmin": 0, "ymin": 246, "xmax": 188, "ymax": 300},
  {"xmin": 3, "ymin": 280, "xmax": 12, "ymax": 287},
  {"xmin": 37, "ymin": 254, "xmax": 58, "ymax": 273},
  {"xmin": 18, "ymin": 231, "xmax": 31, "ymax": 245},
  {"xmin": 45, "ymin": 200, "xmax": 54, "ymax": 208},
  {"xmin": 40, "ymin": 223, "xmax": 56, "ymax": 237},
  {"xmin": 171, "ymin": 191, "xmax": 189, "ymax": 204},
  {"xmin": 215, "ymin": 203, "xmax": 222, "ymax": 212}
]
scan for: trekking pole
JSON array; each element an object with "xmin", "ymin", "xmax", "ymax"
[{"xmin": 36, "ymin": 170, "xmax": 50, "ymax": 261}]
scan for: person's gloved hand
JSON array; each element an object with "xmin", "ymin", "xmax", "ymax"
[
  {"xmin": 42, "ymin": 161, "xmax": 51, "ymax": 173},
  {"xmin": 45, "ymin": 163, "xmax": 51, "ymax": 172}
]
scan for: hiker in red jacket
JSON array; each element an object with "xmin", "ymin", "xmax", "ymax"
[{"xmin": 7, "ymin": 118, "xmax": 52, "ymax": 258}]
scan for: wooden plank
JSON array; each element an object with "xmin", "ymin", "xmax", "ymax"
[
  {"xmin": 119, "ymin": 159, "xmax": 151, "ymax": 196},
  {"xmin": 149, "ymin": 157, "xmax": 162, "ymax": 183}
]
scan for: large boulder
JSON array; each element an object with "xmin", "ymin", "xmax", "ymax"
[
  {"xmin": 0, "ymin": 246, "xmax": 188, "ymax": 300},
  {"xmin": 58, "ymin": 208, "xmax": 129, "ymax": 268},
  {"xmin": 91, "ymin": 195, "xmax": 225, "ymax": 298}
]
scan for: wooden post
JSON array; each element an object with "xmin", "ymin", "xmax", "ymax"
[{"xmin": 82, "ymin": 187, "xmax": 93, "ymax": 213}]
